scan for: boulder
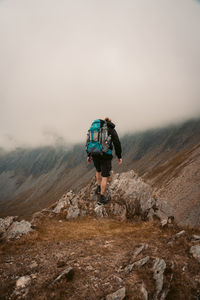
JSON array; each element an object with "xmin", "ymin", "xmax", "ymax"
[
  {"xmin": 173, "ymin": 230, "xmax": 186, "ymax": 239},
  {"xmin": 153, "ymin": 258, "xmax": 166, "ymax": 299},
  {"xmin": 140, "ymin": 282, "xmax": 148, "ymax": 300},
  {"xmin": 107, "ymin": 171, "xmax": 155, "ymax": 219},
  {"xmin": 4, "ymin": 220, "xmax": 33, "ymax": 240},
  {"xmin": 192, "ymin": 235, "xmax": 200, "ymax": 241},
  {"xmin": 94, "ymin": 205, "xmax": 108, "ymax": 217},
  {"xmin": 125, "ymin": 256, "xmax": 150, "ymax": 273},
  {"xmin": 106, "ymin": 287, "xmax": 126, "ymax": 300},
  {"xmin": 0, "ymin": 216, "xmax": 17, "ymax": 235},
  {"xmin": 66, "ymin": 206, "xmax": 80, "ymax": 220},
  {"xmin": 132, "ymin": 243, "xmax": 148, "ymax": 259},
  {"xmin": 53, "ymin": 190, "xmax": 75, "ymax": 213},
  {"xmin": 190, "ymin": 245, "xmax": 200, "ymax": 262},
  {"xmin": 16, "ymin": 276, "xmax": 31, "ymax": 289}
]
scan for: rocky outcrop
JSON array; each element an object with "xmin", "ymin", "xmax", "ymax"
[
  {"xmin": 0, "ymin": 217, "xmax": 33, "ymax": 241},
  {"xmin": 0, "ymin": 170, "xmax": 174, "ymax": 242},
  {"xmin": 51, "ymin": 170, "xmax": 173, "ymax": 225},
  {"xmin": 0, "ymin": 216, "xmax": 17, "ymax": 234}
]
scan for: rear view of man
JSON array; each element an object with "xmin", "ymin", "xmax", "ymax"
[{"xmin": 86, "ymin": 117, "xmax": 122, "ymax": 205}]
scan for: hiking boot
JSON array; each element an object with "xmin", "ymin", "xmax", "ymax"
[
  {"xmin": 97, "ymin": 195, "xmax": 109, "ymax": 205},
  {"xmin": 95, "ymin": 185, "xmax": 101, "ymax": 195}
]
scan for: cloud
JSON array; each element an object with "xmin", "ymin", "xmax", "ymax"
[{"xmin": 0, "ymin": 0, "xmax": 200, "ymax": 149}]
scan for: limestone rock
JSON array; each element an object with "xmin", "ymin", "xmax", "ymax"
[
  {"xmin": 192, "ymin": 235, "xmax": 200, "ymax": 241},
  {"xmin": 190, "ymin": 245, "xmax": 200, "ymax": 262},
  {"xmin": 53, "ymin": 190, "xmax": 75, "ymax": 213},
  {"xmin": 133, "ymin": 243, "xmax": 148, "ymax": 259},
  {"xmin": 94, "ymin": 205, "xmax": 108, "ymax": 217},
  {"xmin": 16, "ymin": 276, "xmax": 31, "ymax": 289},
  {"xmin": 140, "ymin": 282, "xmax": 148, "ymax": 300},
  {"xmin": 0, "ymin": 216, "xmax": 16, "ymax": 235},
  {"xmin": 110, "ymin": 203, "xmax": 127, "ymax": 220},
  {"xmin": 154, "ymin": 210, "xmax": 168, "ymax": 227},
  {"xmin": 106, "ymin": 287, "xmax": 126, "ymax": 300},
  {"xmin": 173, "ymin": 230, "xmax": 186, "ymax": 239},
  {"xmin": 29, "ymin": 261, "xmax": 38, "ymax": 269},
  {"xmin": 66, "ymin": 206, "xmax": 80, "ymax": 220},
  {"xmin": 4, "ymin": 220, "xmax": 33, "ymax": 240},
  {"xmin": 153, "ymin": 258, "xmax": 166, "ymax": 299},
  {"xmin": 52, "ymin": 267, "xmax": 74, "ymax": 284},
  {"xmin": 156, "ymin": 198, "xmax": 174, "ymax": 218},
  {"xmin": 52, "ymin": 170, "xmax": 174, "ymax": 224},
  {"xmin": 125, "ymin": 256, "xmax": 150, "ymax": 273},
  {"xmin": 107, "ymin": 171, "xmax": 154, "ymax": 219}
]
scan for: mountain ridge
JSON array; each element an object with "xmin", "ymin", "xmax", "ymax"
[{"xmin": 0, "ymin": 118, "xmax": 200, "ymax": 226}]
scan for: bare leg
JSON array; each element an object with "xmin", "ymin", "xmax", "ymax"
[
  {"xmin": 96, "ymin": 172, "xmax": 102, "ymax": 186},
  {"xmin": 101, "ymin": 177, "xmax": 108, "ymax": 195}
]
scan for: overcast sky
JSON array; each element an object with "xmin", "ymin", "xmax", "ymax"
[{"xmin": 0, "ymin": 0, "xmax": 200, "ymax": 149}]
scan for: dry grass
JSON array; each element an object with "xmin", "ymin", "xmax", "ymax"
[{"xmin": 1, "ymin": 218, "xmax": 200, "ymax": 300}]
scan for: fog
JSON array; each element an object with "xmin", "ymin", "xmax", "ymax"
[{"xmin": 0, "ymin": 0, "xmax": 200, "ymax": 149}]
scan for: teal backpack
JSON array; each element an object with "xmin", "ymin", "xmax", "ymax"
[{"xmin": 86, "ymin": 119, "xmax": 112, "ymax": 156}]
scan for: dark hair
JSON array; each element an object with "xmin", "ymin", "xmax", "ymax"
[{"xmin": 105, "ymin": 117, "xmax": 112, "ymax": 122}]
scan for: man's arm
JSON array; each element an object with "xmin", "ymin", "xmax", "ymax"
[{"xmin": 111, "ymin": 129, "xmax": 122, "ymax": 160}]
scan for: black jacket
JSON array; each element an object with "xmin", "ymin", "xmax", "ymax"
[
  {"xmin": 88, "ymin": 119, "xmax": 122, "ymax": 159},
  {"xmin": 106, "ymin": 120, "xmax": 122, "ymax": 159}
]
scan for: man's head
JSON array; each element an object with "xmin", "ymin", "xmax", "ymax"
[{"xmin": 105, "ymin": 117, "xmax": 112, "ymax": 122}]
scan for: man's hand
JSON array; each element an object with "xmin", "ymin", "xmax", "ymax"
[
  {"xmin": 87, "ymin": 156, "xmax": 92, "ymax": 164},
  {"xmin": 118, "ymin": 158, "xmax": 122, "ymax": 165}
]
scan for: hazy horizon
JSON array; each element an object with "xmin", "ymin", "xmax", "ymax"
[{"xmin": 1, "ymin": 0, "xmax": 200, "ymax": 149}]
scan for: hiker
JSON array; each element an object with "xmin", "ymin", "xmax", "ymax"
[{"xmin": 86, "ymin": 117, "xmax": 122, "ymax": 205}]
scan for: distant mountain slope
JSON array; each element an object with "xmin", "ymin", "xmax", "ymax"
[
  {"xmin": 144, "ymin": 142, "xmax": 200, "ymax": 227},
  {"xmin": 0, "ymin": 118, "xmax": 200, "ymax": 224},
  {"xmin": 0, "ymin": 145, "xmax": 94, "ymax": 218}
]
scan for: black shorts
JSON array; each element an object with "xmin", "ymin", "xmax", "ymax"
[{"xmin": 93, "ymin": 157, "xmax": 112, "ymax": 177}]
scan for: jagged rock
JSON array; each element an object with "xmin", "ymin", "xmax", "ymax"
[
  {"xmin": 110, "ymin": 203, "xmax": 127, "ymax": 220},
  {"xmin": 52, "ymin": 170, "xmax": 174, "ymax": 224},
  {"xmin": 190, "ymin": 245, "xmax": 200, "ymax": 262},
  {"xmin": 192, "ymin": 235, "xmax": 200, "ymax": 241},
  {"xmin": 52, "ymin": 267, "xmax": 74, "ymax": 284},
  {"xmin": 94, "ymin": 205, "xmax": 108, "ymax": 217},
  {"xmin": 107, "ymin": 171, "xmax": 155, "ymax": 219},
  {"xmin": 53, "ymin": 191, "xmax": 75, "ymax": 213},
  {"xmin": 0, "ymin": 216, "xmax": 17, "ymax": 235},
  {"xmin": 161, "ymin": 219, "xmax": 168, "ymax": 227},
  {"xmin": 173, "ymin": 230, "xmax": 186, "ymax": 239},
  {"xmin": 16, "ymin": 276, "xmax": 31, "ymax": 289},
  {"xmin": 154, "ymin": 210, "xmax": 168, "ymax": 227},
  {"xmin": 3, "ymin": 220, "xmax": 33, "ymax": 240},
  {"xmin": 133, "ymin": 243, "xmax": 148, "ymax": 259},
  {"xmin": 153, "ymin": 258, "xmax": 166, "ymax": 299},
  {"xmin": 156, "ymin": 198, "xmax": 174, "ymax": 218},
  {"xmin": 105, "ymin": 287, "xmax": 126, "ymax": 300},
  {"xmin": 66, "ymin": 206, "xmax": 80, "ymax": 219},
  {"xmin": 29, "ymin": 261, "xmax": 38, "ymax": 269},
  {"xmin": 113, "ymin": 275, "xmax": 123, "ymax": 284},
  {"xmin": 81, "ymin": 210, "xmax": 87, "ymax": 216},
  {"xmin": 140, "ymin": 282, "xmax": 148, "ymax": 300},
  {"xmin": 147, "ymin": 208, "xmax": 155, "ymax": 220},
  {"xmin": 125, "ymin": 256, "xmax": 150, "ymax": 273}
]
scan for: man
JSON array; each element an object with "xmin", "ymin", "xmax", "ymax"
[{"xmin": 87, "ymin": 117, "xmax": 122, "ymax": 205}]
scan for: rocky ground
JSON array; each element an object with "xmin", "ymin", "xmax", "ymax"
[{"xmin": 1, "ymin": 171, "xmax": 200, "ymax": 299}]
